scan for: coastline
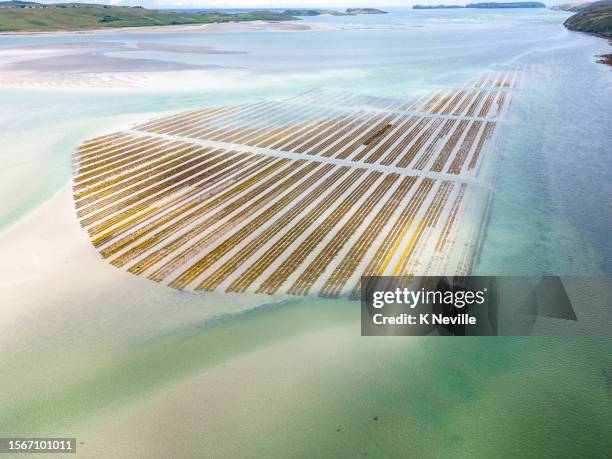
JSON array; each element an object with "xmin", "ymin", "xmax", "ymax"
[
  {"xmin": 564, "ymin": 27, "xmax": 612, "ymax": 66},
  {"xmin": 562, "ymin": 2, "xmax": 612, "ymax": 67},
  {"xmin": 0, "ymin": 20, "xmax": 336, "ymax": 37}
]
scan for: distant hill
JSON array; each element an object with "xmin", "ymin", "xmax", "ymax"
[
  {"xmin": 551, "ymin": 1, "xmax": 596, "ymax": 12},
  {"xmin": 466, "ymin": 2, "xmax": 546, "ymax": 7},
  {"xmin": 0, "ymin": 1, "xmax": 297, "ymax": 32},
  {"xmin": 413, "ymin": 4, "xmax": 464, "ymax": 9},
  {"xmin": 413, "ymin": 2, "xmax": 545, "ymax": 8},
  {"xmin": 345, "ymin": 8, "xmax": 388, "ymax": 14},
  {"xmin": 283, "ymin": 8, "xmax": 387, "ymax": 17},
  {"xmin": 563, "ymin": 0, "xmax": 612, "ymax": 37},
  {"xmin": 0, "ymin": 0, "xmax": 39, "ymax": 6},
  {"xmin": 282, "ymin": 9, "xmax": 346, "ymax": 16}
]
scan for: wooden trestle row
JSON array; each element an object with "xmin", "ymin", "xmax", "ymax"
[{"xmin": 73, "ymin": 71, "xmax": 517, "ymax": 297}]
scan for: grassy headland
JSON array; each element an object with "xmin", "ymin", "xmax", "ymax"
[
  {"xmin": 0, "ymin": 1, "xmax": 297, "ymax": 32},
  {"xmin": 561, "ymin": 1, "xmax": 612, "ymax": 67},
  {"xmin": 563, "ymin": 0, "xmax": 612, "ymax": 37}
]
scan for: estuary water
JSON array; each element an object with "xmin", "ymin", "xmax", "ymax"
[
  {"xmin": 0, "ymin": 7, "xmax": 610, "ymax": 275},
  {"xmin": 1, "ymin": 7, "xmax": 611, "ymax": 458}
]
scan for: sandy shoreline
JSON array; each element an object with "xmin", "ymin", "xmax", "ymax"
[
  {"xmin": 0, "ymin": 20, "xmax": 339, "ymax": 90},
  {"xmin": 0, "ymin": 20, "xmax": 337, "ymax": 37}
]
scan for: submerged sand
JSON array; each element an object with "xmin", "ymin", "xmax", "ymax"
[
  {"xmin": 1, "ymin": 192, "xmax": 610, "ymax": 456},
  {"xmin": 0, "ymin": 23, "xmax": 340, "ymax": 90},
  {"xmin": 0, "ymin": 20, "xmax": 338, "ymax": 90},
  {"xmin": 0, "ymin": 40, "xmax": 244, "ymax": 75},
  {"xmin": 3, "ymin": 54, "xmax": 233, "ymax": 73},
  {"xmin": 1, "ymin": 190, "xmax": 610, "ymax": 457}
]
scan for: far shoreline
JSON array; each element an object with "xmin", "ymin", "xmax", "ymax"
[{"xmin": 0, "ymin": 19, "xmax": 329, "ymax": 37}]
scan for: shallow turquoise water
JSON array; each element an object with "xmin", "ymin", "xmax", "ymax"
[{"xmin": 1, "ymin": 9, "xmax": 611, "ymax": 456}]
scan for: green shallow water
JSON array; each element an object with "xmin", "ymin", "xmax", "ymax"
[{"xmin": 2, "ymin": 299, "xmax": 611, "ymax": 457}]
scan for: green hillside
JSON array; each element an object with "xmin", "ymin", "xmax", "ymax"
[
  {"xmin": 564, "ymin": 0, "xmax": 612, "ymax": 37},
  {"xmin": 0, "ymin": 2, "xmax": 296, "ymax": 32}
]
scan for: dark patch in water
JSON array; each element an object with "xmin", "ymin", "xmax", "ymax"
[{"xmin": 595, "ymin": 53, "xmax": 612, "ymax": 67}]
